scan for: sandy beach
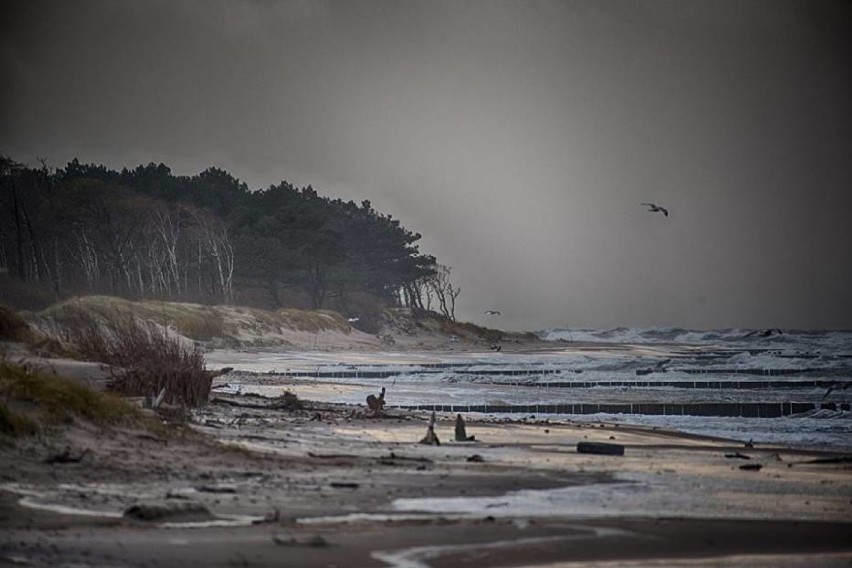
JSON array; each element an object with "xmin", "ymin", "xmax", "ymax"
[
  {"xmin": 2, "ymin": 375, "xmax": 851, "ymax": 567},
  {"xmin": 4, "ymin": 0, "xmax": 852, "ymax": 563}
]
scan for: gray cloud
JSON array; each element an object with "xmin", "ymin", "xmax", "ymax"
[{"xmin": 2, "ymin": 0, "xmax": 850, "ymax": 329}]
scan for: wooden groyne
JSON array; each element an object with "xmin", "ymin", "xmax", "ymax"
[
  {"xmin": 394, "ymin": 401, "xmax": 850, "ymax": 418},
  {"xmin": 472, "ymin": 379, "xmax": 840, "ymax": 390},
  {"xmin": 276, "ymin": 367, "xmax": 849, "ymax": 380}
]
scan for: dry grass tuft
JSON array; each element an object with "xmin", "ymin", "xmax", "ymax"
[
  {"xmin": 0, "ymin": 303, "xmax": 82, "ymax": 359},
  {"xmin": 107, "ymin": 325, "xmax": 208, "ymax": 406},
  {"xmin": 0, "ymin": 303, "xmax": 34, "ymax": 343},
  {"xmin": 0, "ymin": 361, "xmax": 141, "ymax": 431},
  {"xmin": 439, "ymin": 318, "xmax": 505, "ymax": 343},
  {"xmin": 272, "ymin": 390, "xmax": 304, "ymax": 411},
  {"xmin": 66, "ymin": 315, "xmax": 210, "ymax": 407},
  {"xmin": 217, "ymin": 441, "xmax": 256, "ymax": 456},
  {"xmin": 0, "ymin": 401, "xmax": 41, "ymax": 437}
]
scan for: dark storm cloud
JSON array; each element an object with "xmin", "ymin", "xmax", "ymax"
[{"xmin": 2, "ymin": 0, "xmax": 851, "ymax": 329}]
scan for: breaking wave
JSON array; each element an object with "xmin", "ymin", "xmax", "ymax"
[{"xmin": 539, "ymin": 327, "xmax": 852, "ymax": 350}]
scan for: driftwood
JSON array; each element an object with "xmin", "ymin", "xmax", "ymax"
[
  {"xmin": 739, "ymin": 463, "xmax": 763, "ymax": 471},
  {"xmin": 802, "ymin": 456, "xmax": 852, "ymax": 465},
  {"xmin": 454, "ymin": 414, "xmax": 475, "ymax": 442},
  {"xmin": 203, "ymin": 367, "xmax": 234, "ymax": 380},
  {"xmin": 252, "ymin": 509, "xmax": 281, "ymax": 525},
  {"xmin": 380, "ymin": 452, "xmax": 433, "ymax": 464},
  {"xmin": 195, "ymin": 484, "xmax": 237, "ymax": 494},
  {"xmin": 271, "ymin": 391, "xmax": 303, "ymax": 410},
  {"xmin": 576, "ymin": 441, "xmax": 624, "ymax": 456},
  {"xmin": 45, "ymin": 446, "xmax": 91, "ymax": 464},
  {"xmin": 419, "ymin": 411, "xmax": 440, "ymax": 445},
  {"xmin": 209, "ymin": 396, "xmax": 270, "ymax": 409},
  {"xmin": 144, "ymin": 386, "xmax": 167, "ymax": 409},
  {"xmin": 124, "ymin": 502, "xmax": 213, "ymax": 522},
  {"xmin": 307, "ymin": 452, "xmax": 359, "ymax": 460},
  {"xmin": 273, "ymin": 534, "xmax": 328, "ymax": 547},
  {"xmin": 209, "ymin": 392, "xmax": 302, "ymax": 411}
]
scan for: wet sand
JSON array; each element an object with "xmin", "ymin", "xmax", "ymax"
[{"xmin": 2, "ymin": 396, "xmax": 851, "ymax": 567}]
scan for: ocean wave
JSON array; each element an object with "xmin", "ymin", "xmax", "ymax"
[{"xmin": 540, "ymin": 327, "xmax": 852, "ymax": 350}]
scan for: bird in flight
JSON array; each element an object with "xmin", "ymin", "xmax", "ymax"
[
  {"xmin": 484, "ymin": 310, "xmax": 501, "ymax": 316},
  {"xmin": 642, "ymin": 202, "xmax": 669, "ymax": 217}
]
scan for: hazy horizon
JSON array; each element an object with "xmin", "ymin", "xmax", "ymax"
[{"xmin": 3, "ymin": 0, "xmax": 851, "ymax": 331}]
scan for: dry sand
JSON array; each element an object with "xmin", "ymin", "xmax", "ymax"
[{"xmin": 2, "ymin": 389, "xmax": 851, "ymax": 567}]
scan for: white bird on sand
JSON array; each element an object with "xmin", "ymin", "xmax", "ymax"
[
  {"xmin": 484, "ymin": 310, "xmax": 501, "ymax": 316},
  {"xmin": 641, "ymin": 202, "xmax": 669, "ymax": 217}
]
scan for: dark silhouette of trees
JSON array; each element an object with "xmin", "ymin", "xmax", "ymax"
[{"xmin": 0, "ymin": 156, "xmax": 442, "ymax": 314}]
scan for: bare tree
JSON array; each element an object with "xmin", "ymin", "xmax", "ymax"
[
  {"xmin": 188, "ymin": 208, "xmax": 235, "ymax": 303},
  {"xmin": 151, "ymin": 205, "xmax": 182, "ymax": 295},
  {"xmin": 425, "ymin": 264, "xmax": 461, "ymax": 321}
]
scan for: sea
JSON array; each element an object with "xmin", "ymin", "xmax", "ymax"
[{"xmin": 208, "ymin": 327, "xmax": 852, "ymax": 451}]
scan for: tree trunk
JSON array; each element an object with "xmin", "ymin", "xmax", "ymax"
[{"xmin": 11, "ymin": 186, "xmax": 25, "ymax": 279}]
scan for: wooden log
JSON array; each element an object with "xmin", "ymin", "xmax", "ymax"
[
  {"xmin": 455, "ymin": 413, "xmax": 476, "ymax": 442},
  {"xmin": 124, "ymin": 502, "xmax": 213, "ymax": 522},
  {"xmin": 576, "ymin": 441, "xmax": 624, "ymax": 456},
  {"xmin": 419, "ymin": 411, "xmax": 440, "ymax": 445}
]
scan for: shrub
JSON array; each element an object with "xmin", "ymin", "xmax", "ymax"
[
  {"xmin": 272, "ymin": 391, "xmax": 303, "ymax": 411},
  {"xmin": 104, "ymin": 321, "xmax": 210, "ymax": 407},
  {"xmin": 56, "ymin": 312, "xmax": 210, "ymax": 407}
]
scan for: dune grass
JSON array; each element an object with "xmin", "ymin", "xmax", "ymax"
[
  {"xmin": 0, "ymin": 303, "xmax": 35, "ymax": 343},
  {"xmin": 0, "ymin": 303, "xmax": 81, "ymax": 359},
  {"xmin": 403, "ymin": 308, "xmax": 508, "ymax": 343},
  {"xmin": 38, "ymin": 296, "xmax": 351, "ymax": 346},
  {"xmin": 441, "ymin": 319, "xmax": 505, "ymax": 343},
  {"xmin": 272, "ymin": 308, "xmax": 350, "ymax": 333},
  {"xmin": 40, "ymin": 296, "xmax": 225, "ymax": 342},
  {"xmin": 0, "ymin": 361, "xmax": 142, "ymax": 436},
  {"xmin": 0, "ymin": 401, "xmax": 40, "ymax": 437},
  {"xmin": 30, "ymin": 296, "xmax": 355, "ymax": 406}
]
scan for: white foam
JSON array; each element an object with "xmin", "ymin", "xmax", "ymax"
[
  {"xmin": 17, "ymin": 497, "xmax": 123, "ymax": 518},
  {"xmin": 372, "ymin": 535, "xmax": 569, "ymax": 568}
]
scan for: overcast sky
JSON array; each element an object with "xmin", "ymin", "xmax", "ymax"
[{"xmin": 2, "ymin": 0, "xmax": 851, "ymax": 330}]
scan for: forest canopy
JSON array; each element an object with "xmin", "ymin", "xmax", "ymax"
[{"xmin": 0, "ymin": 156, "xmax": 451, "ymax": 321}]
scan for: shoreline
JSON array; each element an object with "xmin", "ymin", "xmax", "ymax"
[
  {"xmin": 2, "ymin": 328, "xmax": 851, "ymax": 566},
  {"xmin": 2, "ymin": 393, "xmax": 851, "ymax": 566}
]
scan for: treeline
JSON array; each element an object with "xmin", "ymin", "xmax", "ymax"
[{"xmin": 0, "ymin": 156, "xmax": 460, "ymax": 321}]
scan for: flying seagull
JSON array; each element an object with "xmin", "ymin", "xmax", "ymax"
[
  {"xmin": 641, "ymin": 202, "xmax": 669, "ymax": 217},
  {"xmin": 484, "ymin": 310, "xmax": 501, "ymax": 316}
]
